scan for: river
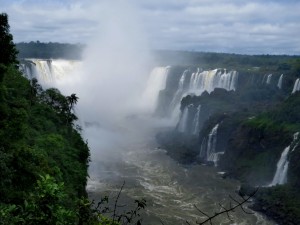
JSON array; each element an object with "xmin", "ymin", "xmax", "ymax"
[
  {"xmin": 21, "ymin": 58, "xmax": 275, "ymax": 225},
  {"xmin": 85, "ymin": 117, "xmax": 275, "ymax": 225}
]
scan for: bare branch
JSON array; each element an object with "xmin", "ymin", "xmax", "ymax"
[
  {"xmin": 194, "ymin": 188, "xmax": 258, "ymax": 225},
  {"xmin": 112, "ymin": 181, "xmax": 125, "ymax": 223},
  {"xmin": 160, "ymin": 219, "xmax": 166, "ymax": 225},
  {"xmin": 194, "ymin": 204, "xmax": 210, "ymax": 218},
  {"xmin": 218, "ymin": 203, "xmax": 232, "ymax": 221}
]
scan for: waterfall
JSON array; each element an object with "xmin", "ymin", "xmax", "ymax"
[
  {"xmin": 154, "ymin": 66, "xmax": 238, "ymax": 118},
  {"xmin": 141, "ymin": 66, "xmax": 169, "ymax": 113},
  {"xmin": 206, "ymin": 124, "xmax": 219, "ymax": 161},
  {"xmin": 199, "ymin": 123, "xmax": 221, "ymax": 166},
  {"xmin": 218, "ymin": 70, "xmax": 238, "ymax": 91},
  {"xmin": 169, "ymin": 69, "xmax": 189, "ymax": 111},
  {"xmin": 177, "ymin": 105, "xmax": 191, "ymax": 133},
  {"xmin": 269, "ymin": 132, "xmax": 299, "ymax": 186},
  {"xmin": 207, "ymin": 152, "xmax": 224, "ymax": 167},
  {"xmin": 192, "ymin": 105, "xmax": 201, "ymax": 135},
  {"xmin": 189, "ymin": 68, "xmax": 201, "ymax": 91},
  {"xmin": 20, "ymin": 59, "xmax": 81, "ymax": 86},
  {"xmin": 261, "ymin": 74, "xmax": 268, "ymax": 84},
  {"xmin": 277, "ymin": 74, "xmax": 283, "ymax": 89},
  {"xmin": 188, "ymin": 69, "xmax": 238, "ymax": 95},
  {"xmin": 266, "ymin": 74, "xmax": 272, "ymax": 85},
  {"xmin": 292, "ymin": 78, "xmax": 300, "ymax": 94},
  {"xmin": 199, "ymin": 137, "xmax": 207, "ymax": 159},
  {"xmin": 269, "ymin": 146, "xmax": 290, "ymax": 186}
]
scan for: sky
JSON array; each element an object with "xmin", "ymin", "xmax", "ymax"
[{"xmin": 1, "ymin": 0, "xmax": 300, "ymax": 55}]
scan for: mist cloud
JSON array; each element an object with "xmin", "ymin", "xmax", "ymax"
[{"xmin": 54, "ymin": 1, "xmax": 153, "ymax": 126}]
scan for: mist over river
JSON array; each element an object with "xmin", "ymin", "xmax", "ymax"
[
  {"xmin": 19, "ymin": 54, "xmax": 276, "ymax": 224},
  {"xmin": 85, "ymin": 118, "xmax": 274, "ymax": 225},
  {"xmin": 19, "ymin": 56, "xmax": 276, "ymax": 224}
]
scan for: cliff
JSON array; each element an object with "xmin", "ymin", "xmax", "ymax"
[{"xmin": 155, "ymin": 57, "xmax": 300, "ymax": 224}]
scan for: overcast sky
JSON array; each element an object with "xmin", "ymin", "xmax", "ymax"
[{"xmin": 1, "ymin": 0, "xmax": 300, "ymax": 55}]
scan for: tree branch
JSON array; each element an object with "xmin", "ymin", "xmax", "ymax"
[
  {"xmin": 194, "ymin": 188, "xmax": 258, "ymax": 225},
  {"xmin": 112, "ymin": 181, "xmax": 125, "ymax": 223}
]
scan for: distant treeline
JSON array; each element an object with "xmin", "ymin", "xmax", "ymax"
[
  {"xmin": 16, "ymin": 41, "xmax": 84, "ymax": 60},
  {"xmin": 16, "ymin": 41, "xmax": 300, "ymax": 74},
  {"xmin": 153, "ymin": 50, "xmax": 300, "ymax": 72}
]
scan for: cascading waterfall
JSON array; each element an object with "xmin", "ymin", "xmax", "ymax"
[
  {"xmin": 177, "ymin": 105, "xmax": 191, "ymax": 133},
  {"xmin": 218, "ymin": 70, "xmax": 238, "ymax": 91},
  {"xmin": 277, "ymin": 74, "xmax": 283, "ymax": 89},
  {"xmin": 21, "ymin": 56, "xmax": 275, "ymax": 224},
  {"xmin": 171, "ymin": 68, "xmax": 238, "ymax": 128},
  {"xmin": 192, "ymin": 105, "xmax": 201, "ymax": 135},
  {"xmin": 189, "ymin": 68, "xmax": 201, "ymax": 91},
  {"xmin": 188, "ymin": 68, "xmax": 238, "ymax": 95},
  {"xmin": 206, "ymin": 124, "xmax": 219, "ymax": 164},
  {"xmin": 199, "ymin": 124, "xmax": 222, "ymax": 166},
  {"xmin": 169, "ymin": 69, "xmax": 189, "ymax": 111},
  {"xmin": 269, "ymin": 132, "xmax": 299, "ymax": 186},
  {"xmin": 21, "ymin": 61, "xmax": 170, "ymax": 115},
  {"xmin": 292, "ymin": 78, "xmax": 300, "ymax": 94},
  {"xmin": 207, "ymin": 152, "xmax": 224, "ymax": 167},
  {"xmin": 171, "ymin": 68, "xmax": 238, "ymax": 133},
  {"xmin": 153, "ymin": 66, "xmax": 238, "ymax": 119},
  {"xmin": 269, "ymin": 146, "xmax": 290, "ymax": 186},
  {"xmin": 20, "ymin": 59, "xmax": 81, "ymax": 86},
  {"xmin": 141, "ymin": 66, "xmax": 169, "ymax": 112},
  {"xmin": 266, "ymin": 74, "xmax": 272, "ymax": 85},
  {"xmin": 261, "ymin": 74, "xmax": 268, "ymax": 84},
  {"xmin": 199, "ymin": 137, "xmax": 207, "ymax": 159}
]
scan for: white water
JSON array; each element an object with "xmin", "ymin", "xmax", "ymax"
[
  {"xmin": 269, "ymin": 146, "xmax": 290, "ymax": 186},
  {"xmin": 22, "ymin": 58, "xmax": 274, "ymax": 225},
  {"xmin": 169, "ymin": 69, "xmax": 189, "ymax": 112},
  {"xmin": 141, "ymin": 67, "xmax": 170, "ymax": 113},
  {"xmin": 177, "ymin": 105, "xmax": 190, "ymax": 133},
  {"xmin": 207, "ymin": 152, "xmax": 224, "ymax": 167},
  {"xmin": 277, "ymin": 74, "xmax": 283, "ymax": 89},
  {"xmin": 261, "ymin": 74, "xmax": 268, "ymax": 84},
  {"xmin": 87, "ymin": 122, "xmax": 273, "ymax": 225},
  {"xmin": 20, "ymin": 59, "xmax": 81, "ymax": 88},
  {"xmin": 192, "ymin": 105, "xmax": 201, "ymax": 135},
  {"xmin": 269, "ymin": 132, "xmax": 299, "ymax": 186},
  {"xmin": 199, "ymin": 124, "xmax": 222, "ymax": 166},
  {"xmin": 292, "ymin": 78, "xmax": 300, "ymax": 94},
  {"xmin": 166, "ymin": 68, "xmax": 238, "ymax": 120},
  {"xmin": 266, "ymin": 74, "xmax": 272, "ymax": 85},
  {"xmin": 206, "ymin": 124, "xmax": 219, "ymax": 164},
  {"xmin": 189, "ymin": 69, "xmax": 238, "ymax": 95}
]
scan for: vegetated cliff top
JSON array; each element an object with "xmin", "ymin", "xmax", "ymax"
[{"xmin": 16, "ymin": 41, "xmax": 85, "ymax": 60}]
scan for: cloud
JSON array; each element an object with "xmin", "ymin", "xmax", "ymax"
[{"xmin": 1, "ymin": 0, "xmax": 300, "ymax": 54}]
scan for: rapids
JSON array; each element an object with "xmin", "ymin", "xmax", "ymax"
[
  {"xmin": 86, "ymin": 119, "xmax": 274, "ymax": 225},
  {"xmin": 20, "ymin": 59, "xmax": 274, "ymax": 225}
]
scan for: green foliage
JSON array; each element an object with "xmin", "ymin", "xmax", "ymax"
[
  {"xmin": 245, "ymin": 93, "xmax": 300, "ymax": 133},
  {"xmin": 85, "ymin": 197, "xmax": 146, "ymax": 225},
  {"xmin": 0, "ymin": 13, "xmax": 149, "ymax": 225},
  {"xmin": 153, "ymin": 50, "xmax": 299, "ymax": 71},
  {"xmin": 16, "ymin": 41, "xmax": 84, "ymax": 60},
  {"xmin": 255, "ymin": 186, "xmax": 300, "ymax": 225},
  {"xmin": 0, "ymin": 22, "xmax": 90, "ymax": 223},
  {"xmin": 0, "ymin": 65, "xmax": 91, "ymax": 221},
  {"xmin": 0, "ymin": 13, "xmax": 18, "ymax": 65},
  {"xmin": 0, "ymin": 174, "xmax": 76, "ymax": 225}
]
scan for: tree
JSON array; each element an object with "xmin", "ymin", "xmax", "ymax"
[
  {"xmin": 67, "ymin": 93, "xmax": 79, "ymax": 112},
  {"xmin": 0, "ymin": 13, "xmax": 18, "ymax": 66}
]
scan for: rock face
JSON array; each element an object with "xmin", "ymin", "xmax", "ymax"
[{"xmin": 154, "ymin": 60, "xmax": 300, "ymax": 224}]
